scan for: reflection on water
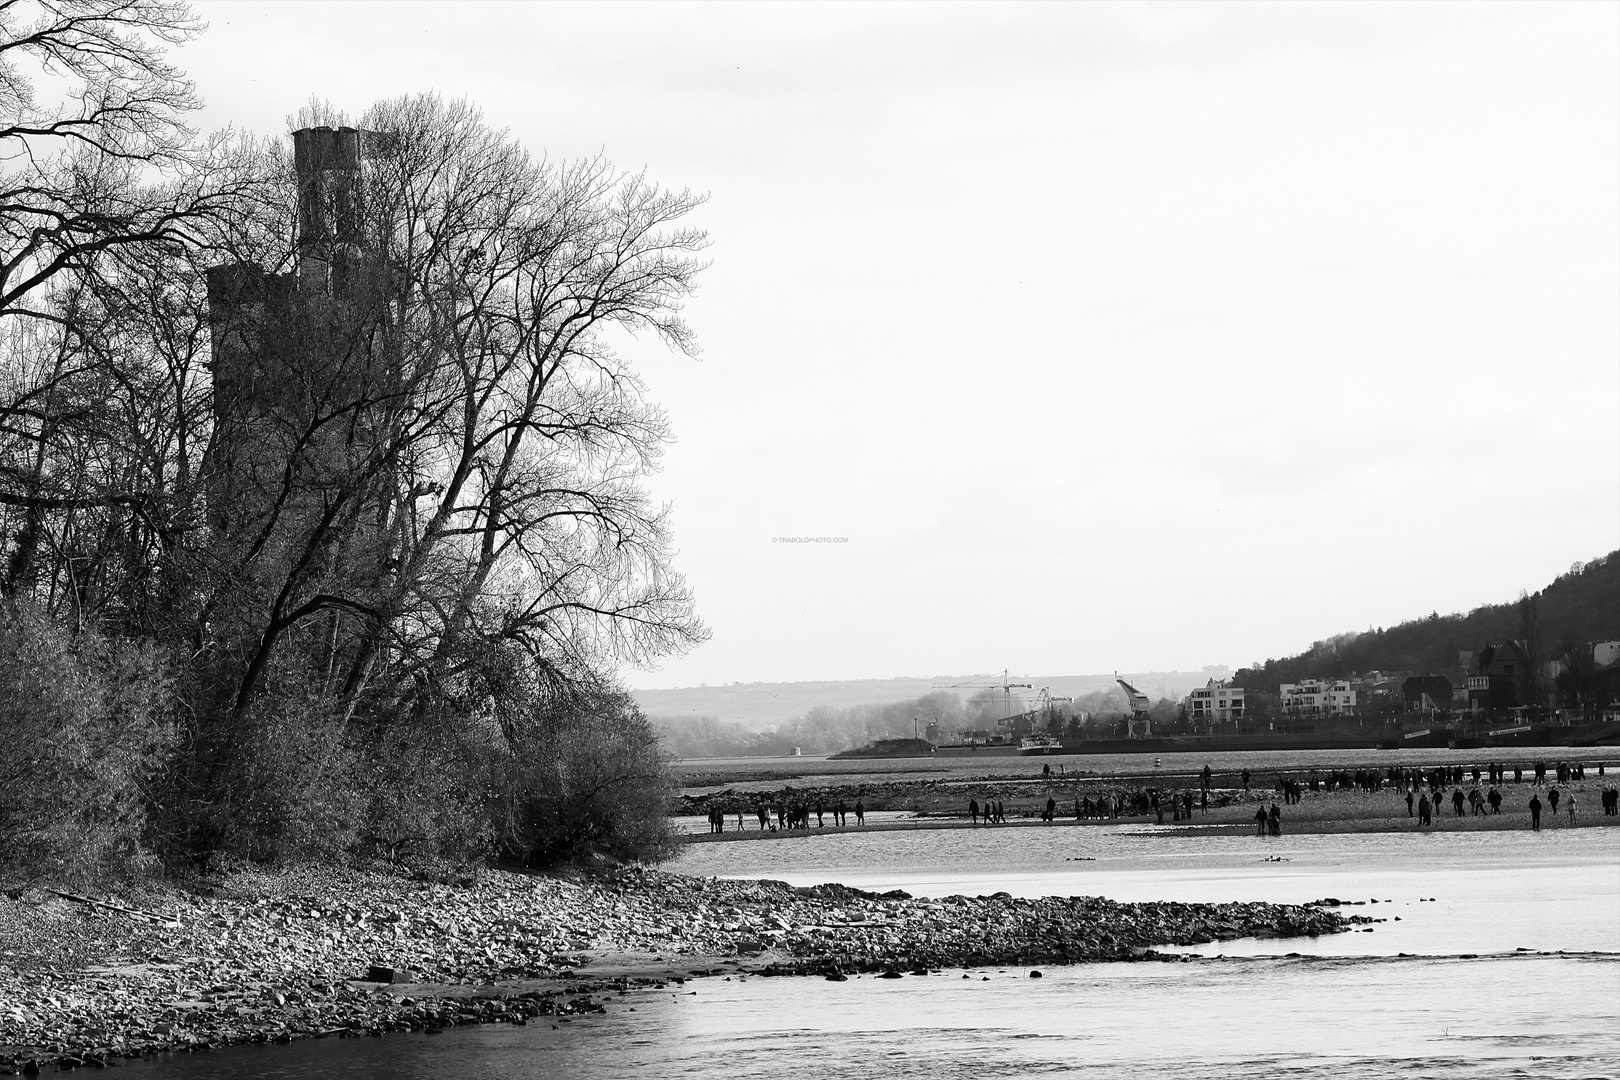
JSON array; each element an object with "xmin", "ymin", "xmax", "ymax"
[{"xmin": 131, "ymin": 827, "xmax": 1620, "ymax": 1078}]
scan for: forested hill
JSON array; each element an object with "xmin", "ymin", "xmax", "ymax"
[{"xmin": 1233, "ymin": 551, "xmax": 1620, "ymax": 689}]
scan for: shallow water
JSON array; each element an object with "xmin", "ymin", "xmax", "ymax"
[
  {"xmin": 133, "ymin": 826, "xmax": 1620, "ymax": 1078},
  {"xmin": 132, "ymin": 954, "xmax": 1620, "ymax": 1080},
  {"xmin": 676, "ymin": 823, "xmax": 1620, "ymax": 956}
]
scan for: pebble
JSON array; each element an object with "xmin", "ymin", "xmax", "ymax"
[{"xmin": 0, "ymin": 863, "xmax": 1348, "ymax": 1070}]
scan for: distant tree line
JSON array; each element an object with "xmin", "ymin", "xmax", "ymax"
[
  {"xmin": 655, "ymin": 691, "xmax": 967, "ymax": 757},
  {"xmin": 0, "ymin": 5, "xmax": 702, "ymax": 880},
  {"xmin": 653, "ymin": 685, "xmax": 1185, "ymax": 757}
]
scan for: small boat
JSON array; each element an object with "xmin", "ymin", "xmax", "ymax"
[{"xmin": 1018, "ymin": 736, "xmax": 1066, "ymax": 755}]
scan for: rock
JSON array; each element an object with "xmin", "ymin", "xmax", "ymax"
[{"xmin": 364, "ymin": 966, "xmax": 414, "ymax": 984}]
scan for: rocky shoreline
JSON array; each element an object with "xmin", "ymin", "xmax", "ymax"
[{"xmin": 0, "ymin": 863, "xmax": 1353, "ymax": 1071}]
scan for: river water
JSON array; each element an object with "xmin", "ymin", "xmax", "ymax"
[{"xmin": 134, "ymin": 825, "xmax": 1620, "ymax": 1079}]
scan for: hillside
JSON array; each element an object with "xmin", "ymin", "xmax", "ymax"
[
  {"xmin": 638, "ymin": 551, "xmax": 1619, "ymax": 738},
  {"xmin": 1233, "ymin": 550, "xmax": 1620, "ymax": 689}
]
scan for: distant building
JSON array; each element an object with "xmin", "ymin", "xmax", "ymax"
[
  {"xmin": 1280, "ymin": 679, "xmax": 1356, "ymax": 717},
  {"xmin": 1185, "ymin": 679, "xmax": 1245, "ymax": 724},
  {"xmin": 1352, "ymin": 672, "xmax": 1405, "ymax": 716},
  {"xmin": 1402, "ymin": 675, "xmax": 1453, "ymax": 713},
  {"xmin": 1466, "ymin": 640, "xmax": 1533, "ymax": 712}
]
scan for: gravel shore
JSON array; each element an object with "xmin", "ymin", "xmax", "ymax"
[{"xmin": 0, "ymin": 863, "xmax": 1351, "ymax": 1070}]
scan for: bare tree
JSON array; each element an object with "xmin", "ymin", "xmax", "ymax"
[
  {"xmin": 0, "ymin": 0, "xmax": 211, "ymax": 317},
  {"xmin": 0, "ymin": 73, "xmax": 713, "ymax": 863},
  {"xmin": 0, "ymin": 228, "xmax": 221, "ymax": 629},
  {"xmin": 198, "ymin": 96, "xmax": 710, "ymax": 732},
  {"xmin": 0, "ymin": 3, "xmax": 264, "ymax": 617}
]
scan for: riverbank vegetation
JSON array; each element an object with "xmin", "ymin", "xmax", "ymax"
[{"xmin": 0, "ymin": 4, "xmax": 699, "ymax": 882}]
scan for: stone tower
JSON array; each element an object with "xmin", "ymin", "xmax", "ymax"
[{"xmin": 204, "ymin": 126, "xmax": 396, "ymax": 545}]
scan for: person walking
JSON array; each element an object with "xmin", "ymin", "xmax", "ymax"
[
  {"xmin": 969, "ymin": 798, "xmax": 980, "ymax": 825},
  {"xmin": 1567, "ymin": 793, "xmax": 1576, "ymax": 823},
  {"xmin": 1418, "ymin": 793, "xmax": 1431, "ymax": 826},
  {"xmin": 1406, "ymin": 791, "xmax": 1414, "ymax": 817},
  {"xmin": 1255, "ymin": 805, "xmax": 1267, "ymax": 835},
  {"xmin": 1529, "ymin": 793, "xmax": 1542, "ymax": 831},
  {"xmin": 1267, "ymin": 803, "xmax": 1282, "ymax": 836}
]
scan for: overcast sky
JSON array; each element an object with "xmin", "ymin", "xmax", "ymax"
[{"xmin": 181, "ymin": 1, "xmax": 1619, "ymax": 689}]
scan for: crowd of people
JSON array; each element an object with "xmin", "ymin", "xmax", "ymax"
[
  {"xmin": 696, "ymin": 757, "xmax": 1616, "ymax": 838},
  {"xmin": 704, "ymin": 797, "xmax": 866, "ymax": 834}
]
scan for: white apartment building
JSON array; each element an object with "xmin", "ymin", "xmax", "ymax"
[
  {"xmin": 1280, "ymin": 679, "xmax": 1357, "ymax": 716},
  {"xmin": 1186, "ymin": 679, "xmax": 1245, "ymax": 723}
]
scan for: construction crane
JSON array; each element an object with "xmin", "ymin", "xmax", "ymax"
[
  {"xmin": 1116, "ymin": 674, "xmax": 1154, "ymax": 739},
  {"xmin": 933, "ymin": 669, "xmax": 1033, "ymax": 726}
]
